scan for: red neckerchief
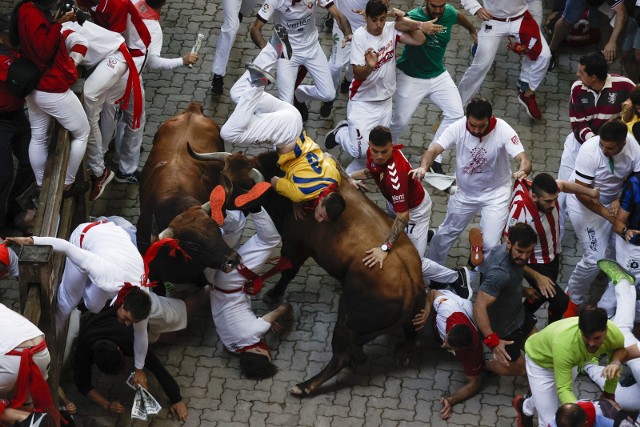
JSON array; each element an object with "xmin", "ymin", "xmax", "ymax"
[
  {"xmin": 134, "ymin": 0, "xmax": 160, "ymax": 21},
  {"xmin": 310, "ymin": 182, "xmax": 339, "ymax": 209},
  {"xmin": 366, "ymin": 144, "xmax": 404, "ymax": 174},
  {"xmin": 237, "ymin": 340, "xmax": 270, "ymax": 355},
  {"xmin": 113, "ymin": 282, "xmax": 135, "ymax": 308},
  {"xmin": 7, "ymin": 341, "xmax": 60, "ymax": 424},
  {"xmin": 140, "ymin": 238, "xmax": 192, "ymax": 288},
  {"xmin": 236, "ymin": 257, "xmax": 292, "ymax": 296},
  {"xmin": 466, "ymin": 117, "xmax": 497, "ymax": 142}
]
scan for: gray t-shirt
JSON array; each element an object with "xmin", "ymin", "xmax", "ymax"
[{"xmin": 478, "ymin": 244, "xmax": 525, "ymax": 337}]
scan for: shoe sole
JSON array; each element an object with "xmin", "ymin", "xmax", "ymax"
[
  {"xmin": 209, "ymin": 185, "xmax": 226, "ymax": 226},
  {"xmin": 460, "ymin": 267, "xmax": 473, "ymax": 300},
  {"xmin": 597, "ymin": 258, "xmax": 635, "ymax": 285},
  {"xmin": 235, "ymin": 182, "xmax": 271, "ymax": 208},
  {"xmin": 468, "ymin": 228, "xmax": 484, "ymax": 267},
  {"xmin": 114, "ymin": 176, "xmax": 139, "ymax": 184},
  {"xmin": 89, "ymin": 171, "xmax": 115, "ymax": 202},
  {"xmin": 517, "ymin": 95, "xmax": 542, "ymax": 120},
  {"xmin": 274, "ymin": 24, "xmax": 292, "ymax": 59},
  {"xmin": 245, "ymin": 63, "xmax": 275, "ymax": 86}
]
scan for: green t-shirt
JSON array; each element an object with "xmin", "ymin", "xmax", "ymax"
[
  {"xmin": 524, "ymin": 317, "xmax": 625, "ymax": 404},
  {"xmin": 396, "ymin": 4, "xmax": 458, "ymax": 79}
]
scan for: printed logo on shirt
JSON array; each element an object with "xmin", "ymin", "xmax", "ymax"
[
  {"xmin": 509, "ymin": 217, "xmax": 518, "ymax": 228},
  {"xmin": 392, "ymin": 194, "xmax": 405, "ymax": 202},
  {"xmin": 511, "ymin": 135, "xmax": 520, "ymax": 145},
  {"xmin": 261, "ymin": 3, "xmax": 270, "ymax": 13},
  {"xmin": 627, "ymin": 259, "xmax": 640, "ymax": 272},
  {"xmin": 462, "ymin": 147, "xmax": 488, "ymax": 175},
  {"xmin": 287, "ymin": 16, "xmax": 312, "ymax": 31},
  {"xmin": 608, "ymin": 93, "xmax": 617, "ymax": 104},
  {"xmin": 581, "ymin": 97, "xmax": 589, "ymax": 104},
  {"xmin": 107, "ymin": 58, "xmax": 118, "ymax": 69}
]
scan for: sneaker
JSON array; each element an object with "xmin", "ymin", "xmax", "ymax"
[
  {"xmin": 271, "ymin": 24, "xmax": 292, "ymax": 60},
  {"xmin": 427, "ymin": 228, "xmax": 436, "ymax": 244},
  {"xmin": 468, "ymin": 228, "xmax": 484, "ymax": 267},
  {"xmin": 320, "ymin": 101, "xmax": 334, "ymax": 118},
  {"xmin": 209, "ymin": 185, "xmax": 226, "ymax": 226},
  {"xmin": 562, "ymin": 298, "xmax": 580, "ymax": 318},
  {"xmin": 235, "ymin": 182, "xmax": 271, "ymax": 209},
  {"xmin": 15, "ymin": 412, "xmax": 54, "ymax": 427},
  {"xmin": 323, "ymin": 13, "xmax": 334, "ymax": 31},
  {"xmin": 597, "ymin": 259, "xmax": 635, "ymax": 286},
  {"xmin": 518, "ymin": 91, "xmax": 542, "ymax": 120},
  {"xmin": 340, "ymin": 77, "xmax": 350, "ymax": 94},
  {"xmin": 452, "ymin": 267, "xmax": 473, "ymax": 300},
  {"xmin": 245, "ymin": 62, "xmax": 275, "ymax": 88},
  {"xmin": 114, "ymin": 170, "xmax": 140, "ymax": 184},
  {"xmin": 430, "ymin": 161, "xmax": 444, "ymax": 175},
  {"xmin": 548, "ymin": 51, "xmax": 557, "ymax": 71},
  {"xmin": 210, "ymin": 74, "xmax": 224, "ymax": 95},
  {"xmin": 620, "ymin": 364, "xmax": 638, "ymax": 387},
  {"xmin": 512, "ymin": 395, "xmax": 534, "ymax": 427},
  {"xmin": 294, "ymin": 97, "xmax": 308, "ymax": 122},
  {"xmin": 88, "ymin": 169, "xmax": 114, "ymax": 202},
  {"xmin": 325, "ymin": 120, "xmax": 348, "ymax": 150}
]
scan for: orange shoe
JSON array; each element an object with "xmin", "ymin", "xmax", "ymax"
[
  {"xmin": 562, "ymin": 299, "xmax": 580, "ymax": 318},
  {"xmin": 468, "ymin": 228, "xmax": 484, "ymax": 267},
  {"xmin": 209, "ymin": 185, "xmax": 226, "ymax": 226},
  {"xmin": 235, "ymin": 182, "xmax": 271, "ymax": 209}
]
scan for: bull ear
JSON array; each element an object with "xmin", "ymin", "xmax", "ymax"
[
  {"xmin": 151, "ymin": 215, "xmax": 159, "ymax": 243},
  {"xmin": 159, "ymin": 227, "xmax": 174, "ymax": 240}
]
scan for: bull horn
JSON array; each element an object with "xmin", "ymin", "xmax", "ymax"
[
  {"xmin": 187, "ymin": 143, "xmax": 231, "ymax": 161},
  {"xmin": 201, "ymin": 202, "xmax": 211, "ymax": 215},
  {"xmin": 159, "ymin": 227, "xmax": 174, "ymax": 240},
  {"xmin": 250, "ymin": 168, "xmax": 265, "ymax": 183}
]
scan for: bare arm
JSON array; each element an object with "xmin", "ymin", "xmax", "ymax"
[
  {"xmin": 87, "ymin": 389, "xmax": 125, "ymax": 414},
  {"xmin": 574, "ymin": 179, "xmax": 615, "ymax": 222},
  {"xmin": 603, "ymin": 3, "xmax": 627, "ymax": 62},
  {"xmin": 413, "ymin": 289, "xmax": 439, "ymax": 331},
  {"xmin": 473, "ymin": 290, "xmax": 514, "ymax": 366},
  {"xmin": 456, "ymin": 9, "xmax": 478, "ymax": 45},
  {"xmin": 327, "ymin": 4, "xmax": 352, "ymax": 39},
  {"xmin": 352, "ymin": 48, "xmax": 378, "ymax": 81},
  {"xmin": 350, "ymin": 168, "xmax": 372, "ymax": 180},
  {"xmin": 362, "ymin": 210, "xmax": 409, "ymax": 269},
  {"xmin": 512, "ymin": 152, "xmax": 531, "ymax": 180},
  {"xmin": 250, "ymin": 19, "xmax": 268, "ymax": 49},
  {"xmin": 556, "ymin": 180, "xmax": 600, "ymax": 200},
  {"xmin": 410, "ymin": 143, "xmax": 446, "ymax": 180},
  {"xmin": 440, "ymin": 375, "xmax": 482, "ymax": 420}
]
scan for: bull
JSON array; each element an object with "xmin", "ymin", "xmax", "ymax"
[
  {"xmin": 188, "ymin": 148, "xmax": 427, "ymax": 396},
  {"xmin": 137, "ymin": 102, "xmax": 243, "ymax": 283}
]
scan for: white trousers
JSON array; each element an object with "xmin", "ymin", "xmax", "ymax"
[
  {"xmin": 0, "ymin": 346, "xmax": 50, "ymax": 394},
  {"xmin": 584, "ymin": 363, "xmax": 640, "ymax": 411},
  {"xmin": 566, "ymin": 197, "xmax": 614, "ymax": 305},
  {"xmin": 327, "ymin": 24, "xmax": 353, "ymax": 94},
  {"xmin": 557, "ymin": 133, "xmax": 580, "ymax": 241},
  {"xmin": 597, "ymin": 235, "xmax": 640, "ymax": 320},
  {"xmin": 25, "ymin": 89, "xmax": 89, "ymax": 186},
  {"xmin": 276, "ymin": 42, "xmax": 335, "ymax": 104},
  {"xmin": 390, "ymin": 70, "xmax": 464, "ymax": 145},
  {"xmin": 211, "ymin": 0, "xmax": 258, "ymax": 76},
  {"xmin": 522, "ymin": 355, "xmax": 561, "ymax": 427},
  {"xmin": 335, "ymin": 97, "xmax": 393, "ymax": 174},
  {"xmin": 457, "ymin": 17, "xmax": 551, "ymax": 105},
  {"xmin": 224, "ymin": 47, "xmax": 302, "ymax": 150},
  {"xmin": 427, "ymin": 185, "xmax": 511, "ymax": 266}
]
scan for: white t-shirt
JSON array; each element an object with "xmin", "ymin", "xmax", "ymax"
[
  {"xmin": 62, "ymin": 21, "xmax": 124, "ymax": 68},
  {"xmin": 435, "ymin": 117, "xmax": 525, "ymax": 197},
  {"xmin": 258, "ymin": 0, "xmax": 333, "ymax": 51},
  {"xmin": 0, "ymin": 303, "xmax": 44, "ymax": 354},
  {"xmin": 143, "ymin": 19, "xmax": 183, "ymax": 71},
  {"xmin": 433, "ymin": 290, "xmax": 475, "ymax": 341},
  {"xmin": 349, "ymin": 22, "xmax": 400, "ymax": 102},
  {"xmin": 569, "ymin": 134, "xmax": 640, "ymax": 209}
]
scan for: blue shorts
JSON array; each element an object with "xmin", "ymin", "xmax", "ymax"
[{"xmin": 562, "ymin": 0, "xmax": 601, "ymax": 27}]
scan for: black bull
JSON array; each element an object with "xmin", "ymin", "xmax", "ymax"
[{"xmin": 190, "ymin": 149, "xmax": 427, "ymax": 396}]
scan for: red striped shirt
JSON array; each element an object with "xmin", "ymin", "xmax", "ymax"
[{"xmin": 506, "ymin": 179, "xmax": 559, "ymax": 264}]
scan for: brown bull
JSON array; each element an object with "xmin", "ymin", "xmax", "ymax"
[
  {"xmin": 138, "ymin": 103, "xmax": 241, "ymax": 283},
  {"xmin": 190, "ymin": 149, "xmax": 426, "ymax": 396}
]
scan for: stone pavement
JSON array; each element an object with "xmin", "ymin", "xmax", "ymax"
[{"xmin": 0, "ymin": 0, "xmax": 624, "ymax": 425}]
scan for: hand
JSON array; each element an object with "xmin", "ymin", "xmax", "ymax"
[
  {"xmin": 420, "ymin": 18, "xmax": 444, "ymax": 35},
  {"xmin": 349, "ymin": 177, "xmax": 369, "ymax": 192},
  {"xmin": 182, "ymin": 52, "xmax": 199, "ymax": 65},
  {"xmin": 341, "ymin": 34, "xmax": 352, "ymax": 48},
  {"xmin": 603, "ymin": 42, "xmax": 617, "ymax": 63},
  {"xmin": 412, "ymin": 309, "xmax": 428, "ymax": 331},
  {"xmin": 409, "ymin": 166, "xmax": 427, "ymax": 181},
  {"xmin": 439, "ymin": 397, "xmax": 453, "ymax": 420},
  {"xmin": 56, "ymin": 10, "xmax": 76, "ymax": 23},
  {"xmin": 5, "ymin": 237, "xmax": 34, "ymax": 246},
  {"xmin": 106, "ymin": 400, "xmax": 125, "ymax": 413},
  {"xmin": 363, "ymin": 247, "xmax": 388, "ymax": 269},
  {"xmin": 364, "ymin": 48, "xmax": 378, "ymax": 69},
  {"xmin": 602, "ymin": 361, "xmax": 622, "ymax": 380},
  {"xmin": 292, "ymin": 202, "xmax": 307, "ymax": 220},
  {"xmin": 589, "ymin": 187, "xmax": 601, "ymax": 205},
  {"xmin": 625, "ymin": 228, "xmax": 640, "ymax": 242},
  {"xmin": 353, "ymin": 8, "xmax": 364, "ymax": 16},
  {"xmin": 512, "ymin": 170, "xmax": 527, "ymax": 180},
  {"xmin": 534, "ymin": 275, "xmax": 557, "ymax": 299},
  {"xmin": 609, "ymin": 199, "xmax": 620, "ymax": 217},
  {"xmin": 522, "ymin": 286, "xmax": 542, "ymax": 304},
  {"xmin": 133, "ymin": 369, "xmax": 148, "ymax": 390},
  {"xmin": 475, "ymin": 7, "xmax": 493, "ymax": 21},
  {"xmin": 491, "ymin": 339, "xmax": 514, "ymax": 366},
  {"xmin": 170, "ymin": 402, "xmax": 188, "ymax": 421}
]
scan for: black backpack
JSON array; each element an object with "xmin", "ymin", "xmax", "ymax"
[{"xmin": 5, "ymin": 56, "xmax": 42, "ymax": 98}]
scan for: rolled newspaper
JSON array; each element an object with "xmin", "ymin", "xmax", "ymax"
[{"xmin": 188, "ymin": 33, "xmax": 205, "ymax": 69}]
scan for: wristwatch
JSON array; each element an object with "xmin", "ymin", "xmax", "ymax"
[{"xmin": 380, "ymin": 242, "xmax": 391, "ymax": 253}]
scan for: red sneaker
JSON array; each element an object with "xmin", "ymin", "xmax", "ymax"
[
  {"xmin": 468, "ymin": 227, "xmax": 484, "ymax": 267},
  {"xmin": 209, "ymin": 185, "xmax": 226, "ymax": 226},
  {"xmin": 89, "ymin": 169, "xmax": 114, "ymax": 201},
  {"xmin": 235, "ymin": 182, "xmax": 271, "ymax": 209},
  {"xmin": 563, "ymin": 298, "xmax": 580, "ymax": 318},
  {"xmin": 512, "ymin": 395, "xmax": 534, "ymax": 427},
  {"xmin": 518, "ymin": 91, "xmax": 542, "ymax": 120}
]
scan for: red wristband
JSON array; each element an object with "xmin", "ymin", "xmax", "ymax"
[{"xmin": 483, "ymin": 333, "xmax": 500, "ymax": 349}]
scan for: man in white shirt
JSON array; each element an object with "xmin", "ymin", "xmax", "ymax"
[
  {"xmin": 250, "ymin": 0, "xmax": 353, "ymax": 119},
  {"xmin": 0, "ymin": 242, "xmax": 19, "ymax": 279},
  {"xmin": 412, "ymin": 97, "xmax": 532, "ymax": 267},
  {"xmin": 564, "ymin": 120, "xmax": 640, "ymax": 314},
  {"xmin": 324, "ymin": 0, "xmax": 432, "ymax": 173}
]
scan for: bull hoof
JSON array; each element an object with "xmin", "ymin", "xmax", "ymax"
[
  {"xmin": 263, "ymin": 288, "xmax": 284, "ymax": 307},
  {"xmin": 289, "ymin": 384, "xmax": 310, "ymax": 397}
]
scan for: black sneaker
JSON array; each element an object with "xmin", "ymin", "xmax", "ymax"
[
  {"xmin": 452, "ymin": 267, "xmax": 473, "ymax": 300},
  {"xmin": 210, "ymin": 74, "xmax": 224, "ymax": 95},
  {"xmin": 340, "ymin": 77, "xmax": 350, "ymax": 94},
  {"xmin": 325, "ymin": 120, "xmax": 348, "ymax": 149},
  {"xmin": 427, "ymin": 228, "xmax": 436, "ymax": 243},
  {"xmin": 294, "ymin": 97, "xmax": 308, "ymax": 122},
  {"xmin": 320, "ymin": 101, "xmax": 333, "ymax": 118},
  {"xmin": 114, "ymin": 170, "xmax": 141, "ymax": 184},
  {"xmin": 548, "ymin": 51, "xmax": 557, "ymax": 71},
  {"xmin": 430, "ymin": 161, "xmax": 444, "ymax": 175}
]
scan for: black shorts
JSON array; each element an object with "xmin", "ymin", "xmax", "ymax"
[{"xmin": 502, "ymin": 311, "xmax": 537, "ymax": 362}]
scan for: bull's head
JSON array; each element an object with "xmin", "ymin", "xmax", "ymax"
[{"xmin": 147, "ymin": 205, "xmax": 242, "ymax": 283}]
